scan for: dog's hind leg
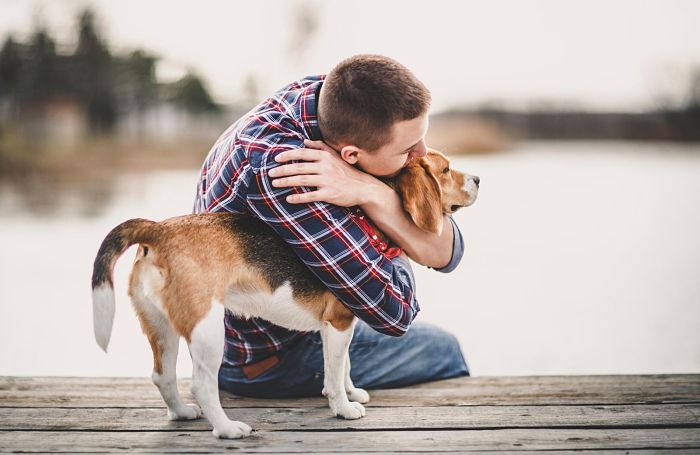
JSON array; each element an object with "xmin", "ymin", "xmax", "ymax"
[
  {"xmin": 321, "ymin": 321, "xmax": 366, "ymax": 419},
  {"xmin": 142, "ymin": 310, "xmax": 202, "ymax": 420},
  {"xmin": 130, "ymin": 257, "xmax": 202, "ymax": 421},
  {"xmin": 188, "ymin": 301, "xmax": 252, "ymax": 439},
  {"xmin": 134, "ymin": 301, "xmax": 202, "ymax": 421}
]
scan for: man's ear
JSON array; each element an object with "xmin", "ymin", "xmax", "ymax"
[
  {"xmin": 340, "ymin": 145, "xmax": 361, "ymax": 164},
  {"xmin": 395, "ymin": 161, "xmax": 444, "ymax": 234}
]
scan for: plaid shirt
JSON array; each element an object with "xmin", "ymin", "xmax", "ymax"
[{"xmin": 193, "ymin": 75, "xmax": 421, "ymax": 367}]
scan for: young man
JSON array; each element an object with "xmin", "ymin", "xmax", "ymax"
[{"xmin": 193, "ymin": 55, "xmax": 468, "ymax": 398}]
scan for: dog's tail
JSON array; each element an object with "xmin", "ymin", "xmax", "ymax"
[{"xmin": 91, "ymin": 218, "xmax": 158, "ymax": 352}]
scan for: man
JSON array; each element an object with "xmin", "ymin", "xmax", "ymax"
[{"xmin": 194, "ymin": 54, "xmax": 468, "ymax": 398}]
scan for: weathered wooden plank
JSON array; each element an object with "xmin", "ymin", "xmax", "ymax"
[
  {"xmin": 1, "ymin": 429, "xmax": 699, "ymax": 452},
  {"xmin": 241, "ymin": 453, "xmax": 700, "ymax": 455},
  {"xmin": 405, "ymin": 375, "xmax": 700, "ymax": 389},
  {"xmin": 5, "ymin": 375, "xmax": 698, "ymax": 391},
  {"xmin": 242, "ymin": 453, "xmax": 700, "ymax": 455},
  {"xmin": 2, "ymin": 375, "xmax": 698, "ymax": 408},
  {"xmin": 255, "ymin": 452, "xmax": 700, "ymax": 455},
  {"xmin": 1, "ymin": 404, "xmax": 698, "ymax": 432}
]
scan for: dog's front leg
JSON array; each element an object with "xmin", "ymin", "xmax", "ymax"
[
  {"xmin": 321, "ymin": 321, "xmax": 366, "ymax": 419},
  {"xmin": 189, "ymin": 302, "xmax": 252, "ymax": 439},
  {"xmin": 320, "ymin": 319, "xmax": 369, "ymax": 404},
  {"xmin": 344, "ymin": 354, "xmax": 370, "ymax": 404}
]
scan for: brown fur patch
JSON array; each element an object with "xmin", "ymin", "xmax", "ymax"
[
  {"xmin": 321, "ymin": 295, "xmax": 355, "ymax": 332},
  {"xmin": 388, "ymin": 150, "xmax": 470, "ymax": 232},
  {"xmin": 134, "ymin": 309, "xmax": 164, "ymax": 374},
  {"xmin": 128, "ymin": 245, "xmax": 166, "ymax": 374},
  {"xmin": 394, "ymin": 158, "xmax": 443, "ymax": 234}
]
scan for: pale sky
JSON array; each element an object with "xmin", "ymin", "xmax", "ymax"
[{"xmin": 1, "ymin": 0, "xmax": 699, "ymax": 112}]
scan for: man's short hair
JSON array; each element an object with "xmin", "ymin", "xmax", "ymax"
[{"xmin": 318, "ymin": 54, "xmax": 431, "ymax": 151}]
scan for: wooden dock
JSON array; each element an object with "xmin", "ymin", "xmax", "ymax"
[{"xmin": 1, "ymin": 375, "xmax": 699, "ymax": 453}]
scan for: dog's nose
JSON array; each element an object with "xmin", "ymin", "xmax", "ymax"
[{"xmin": 472, "ymin": 176, "xmax": 480, "ymax": 187}]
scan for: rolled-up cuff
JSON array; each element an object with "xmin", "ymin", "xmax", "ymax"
[{"xmin": 431, "ymin": 216, "xmax": 464, "ymax": 273}]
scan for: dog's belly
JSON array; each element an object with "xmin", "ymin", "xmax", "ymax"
[{"xmin": 223, "ymin": 282, "xmax": 323, "ymax": 332}]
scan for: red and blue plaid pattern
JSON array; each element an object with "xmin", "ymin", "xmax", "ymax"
[{"xmin": 193, "ymin": 76, "xmax": 419, "ymax": 367}]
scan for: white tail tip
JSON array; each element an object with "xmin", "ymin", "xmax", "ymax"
[{"xmin": 92, "ymin": 283, "xmax": 115, "ymax": 352}]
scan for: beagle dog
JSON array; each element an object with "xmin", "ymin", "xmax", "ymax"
[{"xmin": 91, "ymin": 149, "xmax": 479, "ymax": 439}]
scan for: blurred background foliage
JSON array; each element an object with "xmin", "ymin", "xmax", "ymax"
[
  {"xmin": 0, "ymin": 9, "xmax": 228, "ymax": 182},
  {"xmin": 0, "ymin": 4, "xmax": 698, "ymax": 186},
  {"xmin": 0, "ymin": 9, "xmax": 221, "ymax": 131}
]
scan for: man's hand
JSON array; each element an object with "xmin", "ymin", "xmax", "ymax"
[
  {"xmin": 269, "ymin": 139, "xmax": 383, "ymax": 206},
  {"xmin": 268, "ymin": 139, "xmax": 454, "ymax": 268}
]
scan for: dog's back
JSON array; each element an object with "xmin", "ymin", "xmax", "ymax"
[{"xmin": 92, "ymin": 213, "xmax": 349, "ymax": 347}]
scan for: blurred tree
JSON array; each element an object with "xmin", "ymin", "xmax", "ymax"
[
  {"xmin": 655, "ymin": 66, "xmax": 700, "ymax": 141},
  {"xmin": 16, "ymin": 29, "xmax": 66, "ymax": 105},
  {"xmin": 73, "ymin": 8, "xmax": 117, "ymax": 132},
  {"xmin": 126, "ymin": 50, "xmax": 158, "ymax": 112},
  {"xmin": 169, "ymin": 72, "xmax": 220, "ymax": 114},
  {"xmin": 75, "ymin": 9, "xmax": 108, "ymax": 57},
  {"xmin": 679, "ymin": 68, "xmax": 700, "ymax": 140},
  {"xmin": 111, "ymin": 50, "xmax": 159, "ymax": 138},
  {"xmin": 687, "ymin": 68, "xmax": 700, "ymax": 109},
  {"xmin": 0, "ymin": 7, "xmax": 224, "ymax": 142},
  {"xmin": 0, "ymin": 36, "xmax": 23, "ymax": 100}
]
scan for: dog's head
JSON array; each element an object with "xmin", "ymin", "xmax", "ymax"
[{"xmin": 393, "ymin": 149, "xmax": 479, "ymax": 234}]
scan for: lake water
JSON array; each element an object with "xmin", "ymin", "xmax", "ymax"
[{"xmin": 1, "ymin": 141, "xmax": 699, "ymax": 377}]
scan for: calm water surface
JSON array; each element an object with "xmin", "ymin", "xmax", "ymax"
[{"xmin": 1, "ymin": 141, "xmax": 699, "ymax": 377}]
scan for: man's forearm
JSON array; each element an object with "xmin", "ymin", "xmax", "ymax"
[{"xmin": 360, "ymin": 180, "xmax": 453, "ymax": 268}]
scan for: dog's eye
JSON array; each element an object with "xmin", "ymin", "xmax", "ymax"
[{"xmin": 442, "ymin": 167, "xmax": 450, "ymax": 174}]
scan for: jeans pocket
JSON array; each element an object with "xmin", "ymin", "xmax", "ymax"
[{"xmin": 221, "ymin": 351, "xmax": 288, "ymax": 384}]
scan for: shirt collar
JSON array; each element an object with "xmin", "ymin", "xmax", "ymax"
[{"xmin": 300, "ymin": 78, "xmax": 324, "ymax": 141}]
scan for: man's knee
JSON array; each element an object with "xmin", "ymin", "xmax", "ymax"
[{"xmin": 411, "ymin": 322, "xmax": 469, "ymax": 376}]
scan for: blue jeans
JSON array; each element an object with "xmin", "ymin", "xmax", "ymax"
[{"xmin": 218, "ymin": 320, "xmax": 469, "ymax": 398}]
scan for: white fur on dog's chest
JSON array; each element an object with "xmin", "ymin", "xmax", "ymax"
[{"xmin": 224, "ymin": 282, "xmax": 323, "ymax": 331}]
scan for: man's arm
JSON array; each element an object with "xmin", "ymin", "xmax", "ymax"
[
  {"xmin": 360, "ymin": 179, "xmax": 455, "ymax": 268},
  {"xmin": 247, "ymin": 146, "xmax": 420, "ymax": 336},
  {"xmin": 430, "ymin": 216, "xmax": 465, "ymax": 273},
  {"xmin": 269, "ymin": 145, "xmax": 456, "ymax": 268}
]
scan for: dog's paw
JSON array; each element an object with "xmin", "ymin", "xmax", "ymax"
[
  {"xmin": 167, "ymin": 404, "xmax": 202, "ymax": 421},
  {"xmin": 332, "ymin": 401, "xmax": 366, "ymax": 420},
  {"xmin": 321, "ymin": 386, "xmax": 328, "ymax": 397},
  {"xmin": 347, "ymin": 387, "xmax": 370, "ymax": 404},
  {"xmin": 212, "ymin": 420, "xmax": 253, "ymax": 439}
]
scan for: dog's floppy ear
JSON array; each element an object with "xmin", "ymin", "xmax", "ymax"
[{"xmin": 395, "ymin": 160, "xmax": 444, "ymax": 234}]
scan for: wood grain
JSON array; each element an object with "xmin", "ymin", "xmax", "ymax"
[
  {"xmin": 1, "ymin": 404, "xmax": 698, "ymax": 431},
  {"xmin": 1, "ymin": 429, "xmax": 699, "ymax": 452},
  {"xmin": 2, "ymin": 375, "xmax": 698, "ymax": 453},
  {"xmin": 2, "ymin": 375, "xmax": 698, "ymax": 408}
]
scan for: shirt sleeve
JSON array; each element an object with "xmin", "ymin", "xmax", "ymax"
[
  {"xmin": 391, "ymin": 254, "xmax": 416, "ymax": 296},
  {"xmin": 430, "ymin": 216, "xmax": 465, "ymax": 273},
  {"xmin": 245, "ymin": 146, "xmax": 420, "ymax": 337}
]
